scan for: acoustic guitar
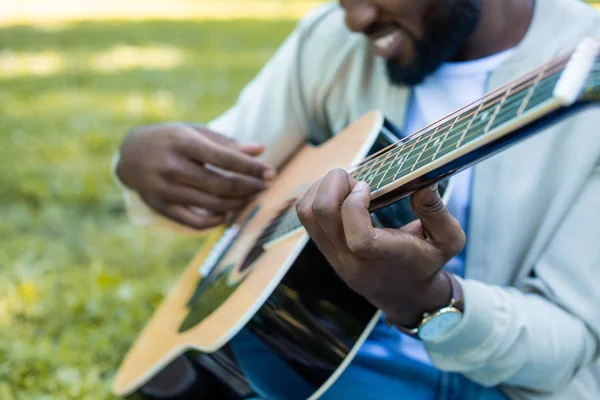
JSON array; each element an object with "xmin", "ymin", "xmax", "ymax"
[{"xmin": 113, "ymin": 37, "xmax": 600, "ymax": 399}]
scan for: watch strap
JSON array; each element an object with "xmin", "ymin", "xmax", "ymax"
[
  {"xmin": 445, "ymin": 270, "xmax": 464, "ymax": 312},
  {"xmin": 389, "ymin": 270, "xmax": 464, "ymax": 337}
]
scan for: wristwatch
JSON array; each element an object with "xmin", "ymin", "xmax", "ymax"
[{"xmin": 391, "ymin": 270, "xmax": 464, "ymax": 343}]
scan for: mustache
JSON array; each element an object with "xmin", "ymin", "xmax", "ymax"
[{"xmin": 363, "ymin": 21, "xmax": 420, "ymax": 44}]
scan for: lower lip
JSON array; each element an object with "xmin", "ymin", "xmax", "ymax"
[{"xmin": 372, "ymin": 33, "xmax": 405, "ymax": 59}]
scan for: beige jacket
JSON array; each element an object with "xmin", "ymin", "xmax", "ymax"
[{"xmin": 117, "ymin": 0, "xmax": 600, "ymax": 398}]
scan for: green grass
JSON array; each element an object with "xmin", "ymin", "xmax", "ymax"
[{"xmin": 0, "ymin": 18, "xmax": 296, "ymax": 399}]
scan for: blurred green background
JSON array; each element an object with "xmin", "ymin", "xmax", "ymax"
[{"xmin": 0, "ymin": 1, "xmax": 598, "ymax": 399}]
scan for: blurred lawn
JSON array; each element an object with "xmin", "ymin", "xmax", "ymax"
[{"xmin": 0, "ymin": 15, "xmax": 299, "ymax": 400}]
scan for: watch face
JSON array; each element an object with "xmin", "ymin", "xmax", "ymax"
[{"xmin": 418, "ymin": 309, "xmax": 462, "ymax": 342}]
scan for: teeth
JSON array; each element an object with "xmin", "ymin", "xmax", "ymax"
[{"xmin": 374, "ymin": 31, "xmax": 399, "ymax": 51}]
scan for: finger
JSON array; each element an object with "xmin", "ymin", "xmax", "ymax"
[
  {"xmin": 188, "ymin": 125, "xmax": 266, "ymax": 156},
  {"xmin": 398, "ymin": 219, "xmax": 423, "ymax": 237},
  {"xmin": 145, "ymin": 197, "xmax": 226, "ymax": 230},
  {"xmin": 238, "ymin": 143, "xmax": 267, "ymax": 158},
  {"xmin": 311, "ymin": 169, "xmax": 354, "ymax": 251},
  {"xmin": 164, "ymin": 186, "xmax": 248, "ymax": 214},
  {"xmin": 295, "ymin": 179, "xmax": 339, "ymax": 259},
  {"xmin": 176, "ymin": 129, "xmax": 275, "ymax": 180},
  {"xmin": 340, "ymin": 181, "xmax": 379, "ymax": 256},
  {"xmin": 410, "ymin": 185, "xmax": 466, "ymax": 257},
  {"xmin": 171, "ymin": 158, "xmax": 269, "ymax": 198}
]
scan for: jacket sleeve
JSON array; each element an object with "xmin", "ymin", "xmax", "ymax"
[
  {"xmin": 114, "ymin": 5, "xmax": 337, "ymax": 232},
  {"xmin": 424, "ymin": 163, "xmax": 600, "ymax": 393}
]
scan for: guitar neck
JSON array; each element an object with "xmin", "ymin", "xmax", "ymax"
[
  {"xmin": 260, "ymin": 38, "xmax": 599, "ymax": 245},
  {"xmin": 352, "ymin": 38, "xmax": 600, "ymax": 212}
]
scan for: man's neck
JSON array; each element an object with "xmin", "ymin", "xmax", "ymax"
[{"xmin": 452, "ymin": 0, "xmax": 535, "ymax": 62}]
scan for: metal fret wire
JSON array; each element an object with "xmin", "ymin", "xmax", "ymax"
[
  {"xmin": 352, "ymin": 73, "xmax": 554, "ymax": 184},
  {"xmin": 357, "ymin": 72, "xmax": 561, "ymax": 190},
  {"xmin": 354, "ymin": 60, "xmax": 568, "ymax": 185},
  {"xmin": 348, "ymin": 53, "xmax": 570, "ymax": 178},
  {"xmin": 348, "ymin": 54, "xmax": 570, "ymax": 179},
  {"xmin": 266, "ymin": 55, "xmax": 600, "ymax": 241},
  {"xmin": 352, "ymin": 63, "xmax": 565, "ymax": 183},
  {"xmin": 352, "ymin": 84, "xmax": 544, "ymax": 187},
  {"xmin": 370, "ymin": 78, "xmax": 558, "ymax": 190}
]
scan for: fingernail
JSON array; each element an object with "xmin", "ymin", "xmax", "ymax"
[
  {"xmin": 353, "ymin": 181, "xmax": 368, "ymax": 193},
  {"xmin": 263, "ymin": 168, "xmax": 276, "ymax": 180}
]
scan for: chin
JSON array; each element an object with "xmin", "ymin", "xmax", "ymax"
[{"xmin": 385, "ymin": 59, "xmax": 431, "ymax": 86}]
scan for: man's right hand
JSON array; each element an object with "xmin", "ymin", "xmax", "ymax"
[{"xmin": 115, "ymin": 123, "xmax": 275, "ymax": 230}]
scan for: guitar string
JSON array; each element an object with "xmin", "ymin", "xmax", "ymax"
[
  {"xmin": 347, "ymin": 59, "xmax": 568, "ymax": 181},
  {"xmin": 265, "ymin": 55, "xmax": 595, "ymax": 240},
  {"xmin": 366, "ymin": 81, "xmax": 560, "ymax": 190},
  {"xmin": 364, "ymin": 67, "xmax": 564, "ymax": 180},
  {"xmin": 349, "ymin": 69, "xmax": 568, "ymax": 182},
  {"xmin": 353, "ymin": 50, "xmax": 597, "ymax": 176},
  {"xmin": 346, "ymin": 52, "xmax": 571, "ymax": 176},
  {"xmin": 350, "ymin": 51, "xmax": 575, "ymax": 172},
  {"xmin": 351, "ymin": 71, "xmax": 560, "ymax": 182},
  {"xmin": 370, "ymin": 56, "xmax": 599, "ymax": 185},
  {"xmin": 347, "ymin": 54, "xmax": 569, "ymax": 178}
]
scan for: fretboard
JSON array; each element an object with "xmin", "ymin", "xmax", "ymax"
[
  {"xmin": 351, "ymin": 65, "xmax": 565, "ymax": 192},
  {"xmin": 262, "ymin": 45, "xmax": 599, "ymax": 245}
]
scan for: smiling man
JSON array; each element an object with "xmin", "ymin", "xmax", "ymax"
[{"xmin": 114, "ymin": 0, "xmax": 600, "ymax": 399}]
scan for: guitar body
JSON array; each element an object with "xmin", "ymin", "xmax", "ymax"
[{"xmin": 114, "ymin": 112, "xmax": 394, "ymax": 399}]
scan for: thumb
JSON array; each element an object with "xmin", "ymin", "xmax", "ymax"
[{"xmin": 410, "ymin": 185, "xmax": 465, "ymax": 256}]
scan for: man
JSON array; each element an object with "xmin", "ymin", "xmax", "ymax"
[{"xmin": 114, "ymin": 0, "xmax": 600, "ymax": 398}]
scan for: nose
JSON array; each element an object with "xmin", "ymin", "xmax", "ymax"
[{"xmin": 343, "ymin": 0, "xmax": 379, "ymax": 33}]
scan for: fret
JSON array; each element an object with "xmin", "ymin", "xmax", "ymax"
[
  {"xmin": 403, "ymin": 133, "xmax": 432, "ymax": 172},
  {"xmin": 373, "ymin": 145, "xmax": 411, "ymax": 189},
  {"xmin": 451, "ymin": 76, "xmax": 559, "ymax": 149},
  {"xmin": 376, "ymin": 146, "xmax": 403, "ymax": 190},
  {"xmin": 355, "ymin": 157, "xmax": 379, "ymax": 184},
  {"xmin": 518, "ymin": 66, "xmax": 551, "ymax": 115},
  {"xmin": 389, "ymin": 147, "xmax": 411, "ymax": 182},
  {"xmin": 414, "ymin": 122, "xmax": 454, "ymax": 171},
  {"xmin": 410, "ymin": 126, "xmax": 438, "ymax": 172},
  {"xmin": 487, "ymin": 74, "xmax": 557, "ymax": 132},
  {"xmin": 483, "ymin": 80, "xmax": 516, "ymax": 135},
  {"xmin": 370, "ymin": 149, "xmax": 395, "ymax": 189},
  {"xmin": 523, "ymin": 70, "xmax": 563, "ymax": 112},
  {"xmin": 380, "ymin": 122, "xmax": 450, "ymax": 187},
  {"xmin": 430, "ymin": 115, "xmax": 459, "ymax": 162},
  {"xmin": 486, "ymin": 84, "xmax": 537, "ymax": 130},
  {"xmin": 454, "ymin": 101, "xmax": 484, "ymax": 150},
  {"xmin": 462, "ymin": 89, "xmax": 512, "ymax": 143},
  {"xmin": 410, "ymin": 108, "xmax": 480, "ymax": 176},
  {"xmin": 352, "ymin": 163, "xmax": 367, "ymax": 180},
  {"xmin": 359, "ymin": 60, "xmax": 570, "ymax": 193},
  {"xmin": 384, "ymin": 138, "xmax": 419, "ymax": 183},
  {"xmin": 364, "ymin": 160, "xmax": 384, "ymax": 187}
]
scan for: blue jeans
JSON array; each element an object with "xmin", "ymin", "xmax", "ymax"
[
  {"xmin": 231, "ymin": 326, "xmax": 508, "ymax": 400},
  {"xmin": 247, "ymin": 373, "xmax": 507, "ymax": 400}
]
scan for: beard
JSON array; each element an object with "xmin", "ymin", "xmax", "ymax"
[{"xmin": 386, "ymin": 0, "xmax": 482, "ymax": 86}]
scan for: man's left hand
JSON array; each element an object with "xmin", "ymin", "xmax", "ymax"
[{"xmin": 296, "ymin": 169, "xmax": 466, "ymax": 328}]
